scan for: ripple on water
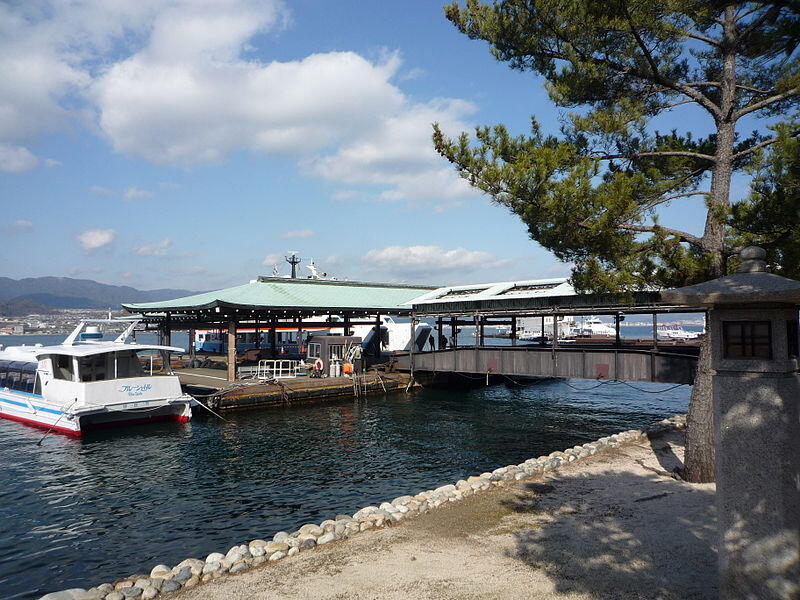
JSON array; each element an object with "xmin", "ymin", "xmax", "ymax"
[{"xmin": 0, "ymin": 380, "xmax": 689, "ymax": 599}]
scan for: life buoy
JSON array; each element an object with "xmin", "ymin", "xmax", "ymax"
[
  {"xmin": 313, "ymin": 358, "xmax": 324, "ymax": 371},
  {"xmin": 342, "ymin": 362, "xmax": 353, "ymax": 374}
]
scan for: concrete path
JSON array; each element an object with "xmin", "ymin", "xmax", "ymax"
[{"xmin": 180, "ymin": 431, "xmax": 718, "ymax": 599}]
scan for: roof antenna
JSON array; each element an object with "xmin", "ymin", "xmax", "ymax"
[{"xmin": 285, "ymin": 252, "xmax": 301, "ymax": 278}]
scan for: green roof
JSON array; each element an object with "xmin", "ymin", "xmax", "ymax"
[{"xmin": 122, "ymin": 277, "xmax": 436, "ymax": 313}]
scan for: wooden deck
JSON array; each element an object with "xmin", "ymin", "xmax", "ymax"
[{"xmin": 176, "ymin": 367, "xmax": 413, "ymax": 410}]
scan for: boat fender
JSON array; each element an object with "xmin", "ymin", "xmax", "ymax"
[{"xmin": 313, "ymin": 358, "xmax": 323, "ymax": 371}]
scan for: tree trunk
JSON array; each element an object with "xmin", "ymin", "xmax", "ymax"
[
  {"xmin": 682, "ymin": 6, "xmax": 737, "ymax": 483},
  {"xmin": 683, "ymin": 335, "xmax": 715, "ymax": 482}
]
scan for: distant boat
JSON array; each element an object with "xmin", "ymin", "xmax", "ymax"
[
  {"xmin": 657, "ymin": 323, "xmax": 702, "ymax": 340},
  {"xmin": 0, "ymin": 321, "xmax": 192, "ymax": 437},
  {"xmin": 577, "ymin": 317, "xmax": 617, "ymax": 337}
]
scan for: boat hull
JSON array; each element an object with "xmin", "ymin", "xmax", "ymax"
[{"xmin": 0, "ymin": 390, "xmax": 192, "ymax": 437}]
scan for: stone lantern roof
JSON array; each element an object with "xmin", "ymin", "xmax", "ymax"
[{"xmin": 661, "ymin": 247, "xmax": 800, "ymax": 307}]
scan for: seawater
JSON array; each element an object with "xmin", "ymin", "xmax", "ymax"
[{"xmin": 0, "ymin": 374, "xmax": 689, "ymax": 599}]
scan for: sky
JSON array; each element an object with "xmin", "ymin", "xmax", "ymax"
[{"xmin": 0, "ymin": 0, "xmax": 756, "ymax": 292}]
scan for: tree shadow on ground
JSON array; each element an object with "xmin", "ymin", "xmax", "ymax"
[
  {"xmin": 649, "ymin": 434, "xmax": 685, "ymax": 477},
  {"xmin": 502, "ymin": 441, "xmax": 717, "ymax": 599}
]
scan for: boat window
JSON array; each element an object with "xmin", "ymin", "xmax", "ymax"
[
  {"xmin": 4, "ymin": 361, "xmax": 36, "ymax": 393},
  {"xmin": 78, "ymin": 354, "xmax": 110, "ymax": 382},
  {"xmin": 115, "ymin": 350, "xmax": 146, "ymax": 378},
  {"xmin": 308, "ymin": 342, "xmax": 321, "ymax": 358},
  {"xmin": 33, "ymin": 372, "xmax": 42, "ymax": 395},
  {"xmin": 52, "ymin": 355, "xmax": 75, "ymax": 381},
  {"xmin": 6, "ymin": 369, "xmax": 20, "ymax": 391},
  {"xmin": 329, "ymin": 344, "xmax": 344, "ymax": 360},
  {"xmin": 0, "ymin": 360, "xmax": 8, "ymax": 387}
]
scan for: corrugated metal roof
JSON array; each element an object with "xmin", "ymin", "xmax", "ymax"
[
  {"xmin": 411, "ymin": 278, "xmax": 671, "ymax": 316},
  {"xmin": 411, "ymin": 278, "xmax": 574, "ymax": 305},
  {"xmin": 122, "ymin": 278, "xmax": 436, "ymax": 313}
]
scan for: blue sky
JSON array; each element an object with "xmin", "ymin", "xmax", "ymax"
[{"xmin": 0, "ymin": 1, "xmax": 755, "ymax": 291}]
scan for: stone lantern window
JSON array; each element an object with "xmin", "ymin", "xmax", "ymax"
[{"xmin": 722, "ymin": 320, "xmax": 772, "ymax": 359}]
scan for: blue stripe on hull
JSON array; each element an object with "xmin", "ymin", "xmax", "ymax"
[{"xmin": 0, "ymin": 393, "xmax": 63, "ymax": 415}]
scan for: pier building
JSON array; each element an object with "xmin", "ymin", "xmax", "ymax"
[{"xmin": 122, "ymin": 276, "xmax": 436, "ymax": 382}]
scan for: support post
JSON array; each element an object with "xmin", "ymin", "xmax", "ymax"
[
  {"xmin": 373, "ymin": 314, "xmax": 382, "ymax": 357},
  {"xmin": 511, "ymin": 316, "xmax": 517, "ymax": 347},
  {"xmin": 652, "ymin": 313, "xmax": 658, "ymax": 349},
  {"xmin": 409, "ymin": 315, "xmax": 415, "ymax": 385},
  {"xmin": 343, "ymin": 313, "xmax": 351, "ymax": 337},
  {"xmin": 227, "ymin": 320, "xmax": 237, "ymax": 382},
  {"xmin": 615, "ymin": 313, "xmax": 621, "ymax": 348},
  {"xmin": 451, "ymin": 317, "xmax": 458, "ymax": 349},
  {"xmin": 541, "ymin": 315, "xmax": 546, "ymax": 345},
  {"xmin": 189, "ymin": 328, "xmax": 196, "ymax": 367},
  {"xmin": 479, "ymin": 316, "xmax": 485, "ymax": 346},
  {"xmin": 553, "ymin": 314, "xmax": 559, "ymax": 348},
  {"xmin": 437, "ymin": 317, "xmax": 443, "ymax": 350},
  {"xmin": 164, "ymin": 314, "xmax": 172, "ymax": 347},
  {"xmin": 255, "ymin": 321, "xmax": 261, "ymax": 350},
  {"xmin": 269, "ymin": 317, "xmax": 277, "ymax": 358}
]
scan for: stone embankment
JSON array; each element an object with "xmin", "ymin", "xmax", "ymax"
[{"xmin": 39, "ymin": 414, "xmax": 688, "ymax": 600}]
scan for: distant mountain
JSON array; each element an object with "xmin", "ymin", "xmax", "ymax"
[
  {"xmin": 0, "ymin": 277, "xmax": 196, "ymax": 309},
  {"xmin": 12, "ymin": 293, "xmax": 106, "ymax": 309},
  {"xmin": 0, "ymin": 297, "xmax": 55, "ymax": 317}
]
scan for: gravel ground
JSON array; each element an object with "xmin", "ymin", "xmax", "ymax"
[{"xmin": 178, "ymin": 430, "xmax": 718, "ymax": 600}]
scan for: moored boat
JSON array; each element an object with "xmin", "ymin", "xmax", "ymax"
[{"xmin": 0, "ymin": 321, "xmax": 193, "ymax": 437}]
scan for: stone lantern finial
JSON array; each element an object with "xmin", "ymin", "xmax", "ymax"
[{"xmin": 737, "ymin": 246, "xmax": 768, "ymax": 273}]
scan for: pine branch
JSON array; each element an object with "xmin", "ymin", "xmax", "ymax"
[
  {"xmin": 736, "ymin": 5, "xmax": 782, "ymax": 42},
  {"xmin": 617, "ymin": 223, "xmax": 703, "ymax": 246},
  {"xmin": 591, "ymin": 151, "xmax": 716, "ymax": 162},
  {"xmin": 732, "ymin": 129, "xmax": 800, "ymax": 160},
  {"xmin": 679, "ymin": 31, "xmax": 721, "ymax": 47},
  {"xmin": 618, "ymin": 191, "xmax": 708, "ymax": 228},
  {"xmin": 536, "ymin": 12, "xmax": 722, "ymax": 118},
  {"xmin": 735, "ymin": 88, "xmax": 800, "ymax": 119},
  {"xmin": 618, "ymin": 0, "xmax": 723, "ymax": 119}
]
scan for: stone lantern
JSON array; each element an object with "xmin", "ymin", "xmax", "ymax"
[{"xmin": 662, "ymin": 246, "xmax": 799, "ymax": 599}]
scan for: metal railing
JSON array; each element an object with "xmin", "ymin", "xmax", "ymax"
[{"xmin": 255, "ymin": 359, "xmax": 299, "ymax": 380}]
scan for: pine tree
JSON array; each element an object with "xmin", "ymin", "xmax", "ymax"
[{"xmin": 434, "ymin": 1, "xmax": 800, "ymax": 482}]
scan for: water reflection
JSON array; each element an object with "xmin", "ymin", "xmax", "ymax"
[{"xmin": 0, "ymin": 380, "xmax": 688, "ymax": 599}]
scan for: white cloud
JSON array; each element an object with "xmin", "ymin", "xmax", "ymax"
[
  {"xmin": 363, "ymin": 245, "xmax": 511, "ymax": 279},
  {"xmin": 92, "ymin": 49, "xmax": 405, "ymax": 164},
  {"xmin": 262, "ymin": 252, "xmax": 283, "ymax": 266},
  {"xmin": 123, "ymin": 186, "xmax": 153, "ymax": 201},
  {"xmin": 90, "ymin": 185, "xmax": 114, "ymax": 196},
  {"xmin": 135, "ymin": 237, "xmax": 172, "ymax": 256},
  {"xmin": 331, "ymin": 189, "xmax": 357, "ymax": 201},
  {"xmin": 44, "ymin": 158, "xmax": 62, "ymax": 167},
  {"xmin": 310, "ymin": 99, "xmax": 481, "ymax": 207},
  {"xmin": 282, "ymin": 229, "xmax": 313, "ymax": 239},
  {"xmin": 0, "ymin": 0, "xmax": 481, "ymax": 207},
  {"xmin": 77, "ymin": 228, "xmax": 116, "ymax": 252},
  {"xmin": 68, "ymin": 266, "xmax": 104, "ymax": 276},
  {"xmin": 0, "ymin": 143, "xmax": 38, "ymax": 173},
  {"xmin": 3, "ymin": 219, "xmax": 33, "ymax": 233}
]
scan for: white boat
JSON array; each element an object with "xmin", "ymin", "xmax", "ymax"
[
  {"xmin": 0, "ymin": 321, "xmax": 193, "ymax": 437},
  {"xmin": 657, "ymin": 323, "xmax": 703, "ymax": 340},
  {"xmin": 578, "ymin": 317, "xmax": 617, "ymax": 337}
]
